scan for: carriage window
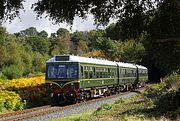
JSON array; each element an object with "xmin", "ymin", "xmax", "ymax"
[
  {"xmin": 96, "ymin": 67, "xmax": 101, "ymax": 78},
  {"xmin": 111, "ymin": 69, "xmax": 114, "ymax": 77},
  {"xmin": 57, "ymin": 65, "xmax": 67, "ymax": 78},
  {"xmin": 48, "ymin": 65, "xmax": 57, "ymax": 78},
  {"xmin": 120, "ymin": 68, "xmax": 125, "ymax": 76},
  {"xmin": 112, "ymin": 68, "xmax": 116, "ymax": 77},
  {"xmin": 68, "ymin": 65, "xmax": 78, "ymax": 78},
  {"xmin": 105, "ymin": 68, "xmax": 108, "ymax": 78},
  {"xmin": 132, "ymin": 70, "xmax": 136, "ymax": 76},
  {"xmin": 47, "ymin": 64, "xmax": 78, "ymax": 79},
  {"xmin": 108, "ymin": 68, "xmax": 110, "ymax": 77},
  {"xmin": 89, "ymin": 67, "xmax": 93, "ymax": 78},
  {"xmin": 123, "ymin": 69, "xmax": 125, "ymax": 74},
  {"xmin": 84, "ymin": 66, "xmax": 89, "ymax": 78}
]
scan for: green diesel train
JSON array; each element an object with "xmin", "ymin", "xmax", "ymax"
[{"xmin": 46, "ymin": 55, "xmax": 148, "ymax": 103}]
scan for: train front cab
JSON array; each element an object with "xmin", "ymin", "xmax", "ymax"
[{"xmin": 45, "ymin": 62, "xmax": 80, "ymax": 104}]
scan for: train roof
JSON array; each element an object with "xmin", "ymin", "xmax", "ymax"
[
  {"xmin": 117, "ymin": 62, "xmax": 137, "ymax": 69},
  {"xmin": 47, "ymin": 55, "xmax": 147, "ymax": 69},
  {"xmin": 47, "ymin": 55, "xmax": 117, "ymax": 66},
  {"xmin": 136, "ymin": 65, "xmax": 147, "ymax": 70}
]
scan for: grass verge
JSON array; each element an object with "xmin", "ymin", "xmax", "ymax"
[{"xmin": 52, "ymin": 72, "xmax": 180, "ymax": 121}]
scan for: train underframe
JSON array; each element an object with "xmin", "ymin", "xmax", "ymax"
[{"xmin": 48, "ymin": 82, "xmax": 145, "ymax": 104}]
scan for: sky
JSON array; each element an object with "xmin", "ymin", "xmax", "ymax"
[{"xmin": 2, "ymin": 0, "xmax": 109, "ymax": 36}]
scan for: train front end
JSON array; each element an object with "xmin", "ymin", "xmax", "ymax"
[{"xmin": 45, "ymin": 55, "xmax": 79, "ymax": 104}]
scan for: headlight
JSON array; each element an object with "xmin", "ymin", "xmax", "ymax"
[{"xmin": 50, "ymin": 93, "xmax": 53, "ymax": 97}]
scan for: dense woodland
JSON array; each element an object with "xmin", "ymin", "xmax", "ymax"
[
  {"xmin": 0, "ymin": 0, "xmax": 179, "ymax": 81},
  {"xmin": 0, "ymin": 25, "xmax": 145, "ymax": 80}
]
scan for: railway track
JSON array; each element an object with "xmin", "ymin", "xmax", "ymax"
[
  {"xmin": 0, "ymin": 88, "xmax": 145, "ymax": 121},
  {"xmin": 0, "ymin": 105, "xmax": 55, "ymax": 121}
]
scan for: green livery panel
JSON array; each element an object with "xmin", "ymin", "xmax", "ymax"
[
  {"xmin": 78, "ymin": 63, "xmax": 118, "ymax": 88},
  {"xmin": 46, "ymin": 60, "xmax": 148, "ymax": 89},
  {"xmin": 79, "ymin": 78, "xmax": 118, "ymax": 88}
]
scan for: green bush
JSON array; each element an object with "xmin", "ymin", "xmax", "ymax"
[
  {"xmin": 164, "ymin": 72, "xmax": 180, "ymax": 91},
  {"xmin": 2, "ymin": 64, "xmax": 24, "ymax": 80},
  {"xmin": 154, "ymin": 72, "xmax": 180, "ymax": 114},
  {"xmin": 143, "ymin": 84, "xmax": 165, "ymax": 100},
  {"xmin": 155, "ymin": 89, "xmax": 180, "ymax": 113},
  {"xmin": 143, "ymin": 72, "xmax": 180, "ymax": 119},
  {"xmin": 0, "ymin": 72, "xmax": 7, "ymax": 80}
]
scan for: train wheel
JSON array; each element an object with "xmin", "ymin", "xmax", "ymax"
[
  {"xmin": 73, "ymin": 97, "xmax": 79, "ymax": 104},
  {"xmin": 103, "ymin": 91, "xmax": 108, "ymax": 97},
  {"xmin": 81, "ymin": 95, "xmax": 87, "ymax": 102}
]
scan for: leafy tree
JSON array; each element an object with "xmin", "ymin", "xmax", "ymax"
[
  {"xmin": 144, "ymin": 0, "xmax": 180, "ymax": 71},
  {"xmin": 49, "ymin": 28, "xmax": 71, "ymax": 55},
  {"xmin": 71, "ymin": 31, "xmax": 89, "ymax": 54},
  {"xmin": 0, "ymin": 47, "xmax": 7, "ymax": 67},
  {"xmin": 1, "ymin": 0, "xmax": 179, "ymax": 26},
  {"xmin": 50, "ymin": 33, "xmax": 56, "ymax": 37},
  {"xmin": 0, "ymin": 26, "xmax": 8, "ymax": 67},
  {"xmin": 87, "ymin": 29, "xmax": 106, "ymax": 51},
  {"xmin": 32, "ymin": 52, "xmax": 49, "ymax": 73},
  {"xmin": 0, "ymin": 0, "xmax": 23, "ymax": 23},
  {"xmin": 105, "ymin": 23, "xmax": 122, "ymax": 40},
  {"xmin": 0, "ymin": 27, "xmax": 50, "ymax": 79},
  {"xmin": 56, "ymin": 28, "xmax": 69, "ymax": 37},
  {"xmin": 95, "ymin": 37, "xmax": 119, "ymax": 60},
  {"xmin": 38, "ymin": 30, "xmax": 48, "ymax": 38},
  {"xmin": 25, "ymin": 36, "xmax": 49, "ymax": 54},
  {"xmin": 0, "ymin": 27, "xmax": 32, "ymax": 79},
  {"xmin": 32, "ymin": 0, "xmax": 157, "ymax": 26},
  {"xmin": 20, "ymin": 50, "xmax": 33, "ymax": 76},
  {"xmin": 0, "ymin": 31, "xmax": 23, "ymax": 66},
  {"xmin": 52, "ymin": 35, "xmax": 71, "ymax": 55},
  {"xmin": 15, "ymin": 27, "xmax": 39, "ymax": 36},
  {"xmin": 48, "ymin": 37, "xmax": 57, "ymax": 56},
  {"xmin": 88, "ymin": 29, "xmax": 105, "ymax": 39},
  {"xmin": 76, "ymin": 40, "xmax": 88, "ymax": 55},
  {"xmin": 118, "ymin": 40, "xmax": 145, "ymax": 63},
  {"xmin": 71, "ymin": 31, "xmax": 88, "ymax": 44}
]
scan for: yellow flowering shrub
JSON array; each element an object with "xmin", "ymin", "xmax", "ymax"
[
  {"xmin": 0, "ymin": 76, "xmax": 47, "ymax": 112},
  {"xmin": 7, "ymin": 76, "xmax": 45, "ymax": 89},
  {"xmin": 0, "ymin": 90, "xmax": 25, "ymax": 111},
  {"xmin": 0, "ymin": 81, "xmax": 4, "ymax": 90}
]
